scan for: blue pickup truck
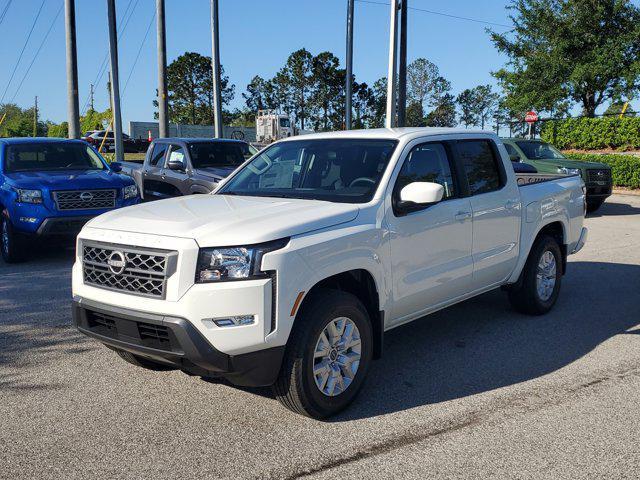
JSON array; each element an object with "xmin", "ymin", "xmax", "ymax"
[{"xmin": 0, "ymin": 138, "xmax": 140, "ymax": 262}]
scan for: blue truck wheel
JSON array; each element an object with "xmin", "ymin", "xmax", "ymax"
[{"xmin": 1, "ymin": 217, "xmax": 25, "ymax": 263}]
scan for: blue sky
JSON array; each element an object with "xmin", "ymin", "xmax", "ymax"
[{"xmin": 0, "ymin": 0, "xmax": 624, "ymax": 131}]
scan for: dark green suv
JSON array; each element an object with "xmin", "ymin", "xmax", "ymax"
[{"xmin": 502, "ymin": 138, "xmax": 612, "ymax": 212}]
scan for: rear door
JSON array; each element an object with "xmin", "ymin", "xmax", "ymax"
[
  {"xmin": 455, "ymin": 139, "xmax": 521, "ymax": 289},
  {"xmin": 386, "ymin": 140, "xmax": 474, "ymax": 325},
  {"xmin": 142, "ymin": 142, "xmax": 168, "ymax": 200}
]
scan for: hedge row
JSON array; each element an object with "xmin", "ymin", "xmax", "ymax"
[
  {"xmin": 541, "ymin": 117, "xmax": 640, "ymax": 150},
  {"xmin": 563, "ymin": 152, "xmax": 640, "ymax": 189}
]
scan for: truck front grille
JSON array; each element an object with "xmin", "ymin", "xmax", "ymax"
[
  {"xmin": 587, "ymin": 169, "xmax": 611, "ymax": 185},
  {"xmin": 82, "ymin": 242, "xmax": 176, "ymax": 299},
  {"xmin": 53, "ymin": 189, "xmax": 116, "ymax": 210}
]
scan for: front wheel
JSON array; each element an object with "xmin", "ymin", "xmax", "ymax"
[
  {"xmin": 586, "ymin": 198, "xmax": 605, "ymax": 213},
  {"xmin": 273, "ymin": 290, "xmax": 373, "ymax": 418},
  {"xmin": 508, "ymin": 235, "xmax": 563, "ymax": 315},
  {"xmin": 1, "ymin": 216, "xmax": 25, "ymax": 263}
]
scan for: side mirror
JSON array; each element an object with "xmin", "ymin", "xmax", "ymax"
[
  {"xmin": 509, "ymin": 153, "xmax": 521, "ymax": 162},
  {"xmin": 396, "ymin": 182, "xmax": 444, "ymax": 215},
  {"xmin": 110, "ymin": 161, "xmax": 122, "ymax": 173},
  {"xmin": 167, "ymin": 159, "xmax": 185, "ymax": 171}
]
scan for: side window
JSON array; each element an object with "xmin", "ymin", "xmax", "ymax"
[
  {"xmin": 458, "ymin": 140, "xmax": 503, "ymax": 196},
  {"xmin": 149, "ymin": 143, "xmax": 168, "ymax": 166},
  {"xmin": 167, "ymin": 144, "xmax": 185, "ymax": 165},
  {"xmin": 395, "ymin": 143, "xmax": 456, "ymax": 200},
  {"xmin": 504, "ymin": 143, "xmax": 519, "ymax": 160}
]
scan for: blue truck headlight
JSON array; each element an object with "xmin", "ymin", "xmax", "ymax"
[
  {"xmin": 195, "ymin": 239, "xmax": 289, "ymax": 283},
  {"xmin": 123, "ymin": 184, "xmax": 138, "ymax": 200},
  {"xmin": 16, "ymin": 189, "xmax": 43, "ymax": 204}
]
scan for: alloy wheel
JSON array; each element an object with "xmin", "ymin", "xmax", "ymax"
[{"xmin": 536, "ymin": 250, "xmax": 557, "ymax": 301}]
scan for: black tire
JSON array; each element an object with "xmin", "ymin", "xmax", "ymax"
[
  {"xmin": 114, "ymin": 349, "xmax": 175, "ymax": 371},
  {"xmin": 508, "ymin": 235, "xmax": 563, "ymax": 315},
  {"xmin": 1, "ymin": 216, "xmax": 25, "ymax": 263},
  {"xmin": 273, "ymin": 289, "xmax": 373, "ymax": 419},
  {"xmin": 586, "ymin": 199, "xmax": 605, "ymax": 213}
]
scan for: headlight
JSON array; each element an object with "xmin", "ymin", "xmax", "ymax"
[
  {"xmin": 123, "ymin": 184, "xmax": 138, "ymax": 200},
  {"xmin": 16, "ymin": 189, "xmax": 43, "ymax": 204},
  {"xmin": 195, "ymin": 239, "xmax": 288, "ymax": 283},
  {"xmin": 557, "ymin": 167, "xmax": 581, "ymax": 176}
]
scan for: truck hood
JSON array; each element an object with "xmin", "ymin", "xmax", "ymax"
[
  {"xmin": 86, "ymin": 194, "xmax": 360, "ymax": 245},
  {"xmin": 193, "ymin": 166, "xmax": 237, "ymax": 181},
  {"xmin": 4, "ymin": 169, "xmax": 133, "ymax": 190}
]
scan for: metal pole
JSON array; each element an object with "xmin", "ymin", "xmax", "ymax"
[
  {"xmin": 345, "ymin": 0, "xmax": 354, "ymax": 130},
  {"xmin": 397, "ymin": 0, "xmax": 407, "ymax": 127},
  {"xmin": 156, "ymin": 0, "xmax": 169, "ymax": 138},
  {"xmin": 210, "ymin": 0, "xmax": 223, "ymax": 138},
  {"xmin": 33, "ymin": 96, "xmax": 38, "ymax": 137},
  {"xmin": 64, "ymin": 0, "xmax": 80, "ymax": 138},
  {"xmin": 385, "ymin": 0, "xmax": 399, "ymax": 128},
  {"xmin": 107, "ymin": 0, "xmax": 124, "ymax": 161}
]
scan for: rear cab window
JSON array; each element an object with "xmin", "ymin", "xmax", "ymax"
[{"xmin": 457, "ymin": 140, "xmax": 505, "ymax": 196}]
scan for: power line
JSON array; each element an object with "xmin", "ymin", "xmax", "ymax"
[
  {"xmin": 0, "ymin": 0, "xmax": 46, "ymax": 105},
  {"xmin": 354, "ymin": 0, "xmax": 513, "ymax": 29},
  {"xmin": 123, "ymin": 11, "xmax": 156, "ymax": 95},
  {"xmin": 10, "ymin": 2, "xmax": 64, "ymax": 103},
  {"xmin": 0, "ymin": 0, "xmax": 13, "ymax": 26}
]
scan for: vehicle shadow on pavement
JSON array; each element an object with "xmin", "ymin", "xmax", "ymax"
[
  {"xmin": 0, "ymin": 244, "xmax": 86, "ymax": 392},
  {"xmin": 587, "ymin": 200, "xmax": 640, "ymax": 218},
  {"xmin": 331, "ymin": 260, "xmax": 640, "ymax": 422}
]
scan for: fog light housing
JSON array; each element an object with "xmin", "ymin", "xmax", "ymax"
[
  {"xmin": 19, "ymin": 217, "xmax": 38, "ymax": 223},
  {"xmin": 203, "ymin": 315, "xmax": 256, "ymax": 328}
]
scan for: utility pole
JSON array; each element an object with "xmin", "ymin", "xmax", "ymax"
[
  {"xmin": 345, "ymin": 0, "xmax": 354, "ymax": 130},
  {"xmin": 33, "ymin": 96, "xmax": 38, "ymax": 137},
  {"xmin": 89, "ymin": 83, "xmax": 94, "ymax": 111},
  {"xmin": 210, "ymin": 0, "xmax": 223, "ymax": 138},
  {"xmin": 156, "ymin": 0, "xmax": 169, "ymax": 137},
  {"xmin": 397, "ymin": 0, "xmax": 408, "ymax": 127},
  {"xmin": 106, "ymin": 0, "xmax": 124, "ymax": 161},
  {"xmin": 385, "ymin": 0, "xmax": 400, "ymax": 128},
  {"xmin": 64, "ymin": 0, "xmax": 80, "ymax": 138}
]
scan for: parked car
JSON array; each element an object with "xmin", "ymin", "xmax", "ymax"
[
  {"xmin": 117, "ymin": 138, "xmax": 257, "ymax": 200},
  {"xmin": 502, "ymin": 138, "xmax": 612, "ymax": 212},
  {"xmin": 0, "ymin": 138, "xmax": 140, "ymax": 262},
  {"xmin": 82, "ymin": 130, "xmax": 149, "ymax": 153},
  {"xmin": 72, "ymin": 128, "xmax": 587, "ymax": 418}
]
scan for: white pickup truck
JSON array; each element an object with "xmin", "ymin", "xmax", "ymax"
[{"xmin": 72, "ymin": 128, "xmax": 587, "ymax": 418}]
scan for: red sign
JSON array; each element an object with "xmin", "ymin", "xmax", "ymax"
[{"xmin": 525, "ymin": 111, "xmax": 539, "ymax": 124}]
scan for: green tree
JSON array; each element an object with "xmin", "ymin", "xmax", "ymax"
[
  {"xmin": 604, "ymin": 100, "xmax": 636, "ymax": 117},
  {"xmin": 425, "ymin": 93, "xmax": 457, "ymax": 127},
  {"xmin": 406, "ymin": 101, "xmax": 425, "ymax": 127},
  {"xmin": 278, "ymin": 49, "xmax": 314, "ymax": 130},
  {"xmin": 0, "ymin": 103, "xmax": 46, "ymax": 137},
  {"xmin": 370, "ymin": 77, "xmax": 388, "ymax": 128},
  {"xmin": 456, "ymin": 85, "xmax": 499, "ymax": 129},
  {"xmin": 310, "ymin": 52, "xmax": 344, "ymax": 131},
  {"xmin": 157, "ymin": 52, "xmax": 234, "ymax": 125},
  {"xmin": 243, "ymin": 75, "xmax": 270, "ymax": 111},
  {"xmin": 490, "ymin": 0, "xmax": 640, "ymax": 117}
]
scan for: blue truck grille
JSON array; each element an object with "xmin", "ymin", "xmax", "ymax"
[
  {"xmin": 82, "ymin": 242, "xmax": 176, "ymax": 299},
  {"xmin": 53, "ymin": 189, "xmax": 116, "ymax": 210}
]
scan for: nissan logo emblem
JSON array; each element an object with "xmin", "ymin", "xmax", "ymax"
[
  {"xmin": 80, "ymin": 191, "xmax": 94, "ymax": 201},
  {"xmin": 107, "ymin": 251, "xmax": 127, "ymax": 275}
]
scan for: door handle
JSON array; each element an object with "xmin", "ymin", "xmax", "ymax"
[
  {"xmin": 455, "ymin": 211, "xmax": 472, "ymax": 221},
  {"xmin": 505, "ymin": 200, "xmax": 520, "ymax": 211}
]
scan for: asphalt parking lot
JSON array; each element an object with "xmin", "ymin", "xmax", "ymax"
[{"xmin": 1, "ymin": 193, "xmax": 639, "ymax": 479}]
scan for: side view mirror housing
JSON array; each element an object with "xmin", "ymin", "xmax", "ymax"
[
  {"xmin": 167, "ymin": 159, "xmax": 185, "ymax": 171},
  {"xmin": 395, "ymin": 182, "xmax": 444, "ymax": 215},
  {"xmin": 110, "ymin": 161, "xmax": 122, "ymax": 173}
]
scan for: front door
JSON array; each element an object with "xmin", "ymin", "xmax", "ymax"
[
  {"xmin": 387, "ymin": 141, "xmax": 473, "ymax": 325},
  {"xmin": 142, "ymin": 142, "xmax": 169, "ymax": 200}
]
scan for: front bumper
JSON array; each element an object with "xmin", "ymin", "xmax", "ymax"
[
  {"xmin": 72, "ymin": 297, "xmax": 285, "ymax": 387},
  {"xmin": 571, "ymin": 227, "xmax": 588, "ymax": 254},
  {"xmin": 36, "ymin": 216, "xmax": 95, "ymax": 236}
]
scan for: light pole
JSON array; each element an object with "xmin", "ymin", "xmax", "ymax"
[
  {"xmin": 210, "ymin": 0, "xmax": 223, "ymax": 138},
  {"xmin": 345, "ymin": 0, "xmax": 354, "ymax": 129},
  {"xmin": 385, "ymin": 0, "xmax": 400, "ymax": 128}
]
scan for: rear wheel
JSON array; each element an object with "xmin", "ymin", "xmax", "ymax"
[
  {"xmin": 1, "ymin": 216, "xmax": 25, "ymax": 263},
  {"xmin": 586, "ymin": 198, "xmax": 605, "ymax": 213},
  {"xmin": 273, "ymin": 290, "xmax": 373, "ymax": 418},
  {"xmin": 508, "ymin": 235, "xmax": 562, "ymax": 315},
  {"xmin": 114, "ymin": 349, "xmax": 175, "ymax": 371}
]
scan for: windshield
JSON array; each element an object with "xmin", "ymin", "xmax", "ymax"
[
  {"xmin": 5, "ymin": 143, "xmax": 106, "ymax": 173},
  {"xmin": 515, "ymin": 141, "xmax": 565, "ymax": 160},
  {"xmin": 219, "ymin": 138, "xmax": 398, "ymax": 203},
  {"xmin": 188, "ymin": 142, "xmax": 248, "ymax": 168},
  {"xmin": 279, "ymin": 118, "xmax": 291, "ymax": 128}
]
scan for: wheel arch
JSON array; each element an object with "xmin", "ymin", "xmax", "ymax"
[{"xmin": 294, "ymin": 269, "xmax": 384, "ymax": 359}]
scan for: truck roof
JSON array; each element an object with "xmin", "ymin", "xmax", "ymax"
[
  {"xmin": 0, "ymin": 137, "xmax": 87, "ymax": 145},
  {"xmin": 280, "ymin": 127, "xmax": 491, "ymax": 143},
  {"xmin": 152, "ymin": 137, "xmax": 248, "ymax": 144}
]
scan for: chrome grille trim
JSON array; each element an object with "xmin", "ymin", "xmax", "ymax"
[
  {"xmin": 81, "ymin": 240, "xmax": 177, "ymax": 299},
  {"xmin": 53, "ymin": 189, "xmax": 117, "ymax": 210}
]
